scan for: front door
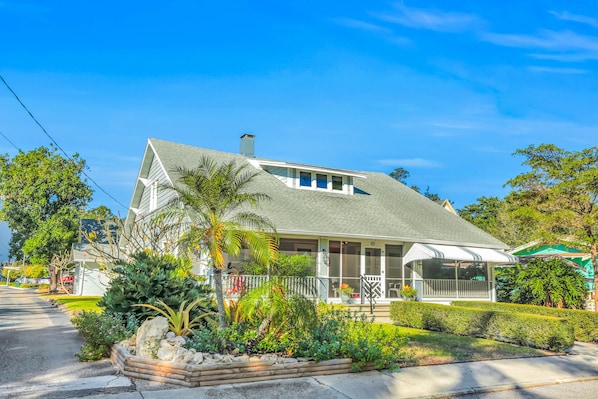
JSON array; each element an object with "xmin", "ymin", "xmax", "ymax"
[{"xmin": 364, "ymin": 247, "xmax": 383, "ymax": 299}]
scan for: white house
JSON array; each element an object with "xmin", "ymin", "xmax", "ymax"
[{"xmin": 124, "ymin": 135, "xmax": 516, "ymax": 303}]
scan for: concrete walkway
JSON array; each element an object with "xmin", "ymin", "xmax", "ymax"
[{"xmin": 69, "ymin": 341, "xmax": 598, "ymax": 399}]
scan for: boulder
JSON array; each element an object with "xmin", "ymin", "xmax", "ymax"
[{"xmin": 136, "ymin": 316, "xmax": 169, "ymax": 359}]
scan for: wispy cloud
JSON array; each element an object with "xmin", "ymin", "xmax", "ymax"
[
  {"xmin": 549, "ymin": 11, "xmax": 598, "ymax": 28},
  {"xmin": 481, "ymin": 29, "xmax": 598, "ymax": 62},
  {"xmin": 527, "ymin": 66, "xmax": 588, "ymax": 74},
  {"xmin": 332, "ymin": 17, "xmax": 411, "ymax": 45},
  {"xmin": 373, "ymin": 4, "xmax": 480, "ymax": 32},
  {"xmin": 333, "ymin": 17, "xmax": 392, "ymax": 34},
  {"xmin": 378, "ymin": 158, "xmax": 442, "ymax": 168}
]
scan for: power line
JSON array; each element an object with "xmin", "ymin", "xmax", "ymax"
[
  {"xmin": 0, "ymin": 129, "xmax": 20, "ymax": 152},
  {"xmin": 0, "ymin": 74, "xmax": 129, "ymax": 210}
]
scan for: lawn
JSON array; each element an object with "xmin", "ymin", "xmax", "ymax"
[
  {"xmin": 383, "ymin": 325, "xmax": 549, "ymax": 367},
  {"xmin": 46, "ymin": 295, "xmax": 102, "ymax": 313}
]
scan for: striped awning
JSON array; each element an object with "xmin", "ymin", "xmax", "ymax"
[{"xmin": 403, "ymin": 243, "xmax": 518, "ymax": 265}]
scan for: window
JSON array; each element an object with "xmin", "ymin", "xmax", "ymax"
[
  {"xmin": 299, "ymin": 172, "xmax": 312, "ymax": 187},
  {"xmin": 149, "ymin": 181, "xmax": 158, "ymax": 211},
  {"xmin": 316, "ymin": 174, "xmax": 327, "ymax": 189},
  {"xmin": 332, "ymin": 176, "xmax": 343, "ymax": 191}
]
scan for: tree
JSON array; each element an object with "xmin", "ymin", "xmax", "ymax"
[
  {"xmin": 159, "ymin": 156, "xmax": 278, "ymax": 329},
  {"xmin": 389, "ymin": 167, "xmax": 442, "ymax": 201},
  {"xmin": 389, "ymin": 167, "xmax": 410, "ymax": 184},
  {"xmin": 458, "ymin": 196, "xmax": 536, "ymax": 247},
  {"xmin": 82, "ymin": 205, "xmax": 115, "ymax": 220},
  {"xmin": 514, "ymin": 258, "xmax": 587, "ymax": 309},
  {"xmin": 506, "ymin": 144, "xmax": 598, "ymax": 309},
  {"xmin": 0, "ymin": 146, "xmax": 92, "ymax": 291}
]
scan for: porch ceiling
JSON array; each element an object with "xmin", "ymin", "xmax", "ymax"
[{"xmin": 404, "ymin": 243, "xmax": 518, "ymax": 265}]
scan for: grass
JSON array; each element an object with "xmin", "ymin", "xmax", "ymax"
[
  {"xmin": 377, "ymin": 324, "xmax": 550, "ymax": 367},
  {"xmin": 45, "ymin": 295, "xmax": 102, "ymax": 313}
]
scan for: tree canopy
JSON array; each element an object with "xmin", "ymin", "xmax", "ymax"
[
  {"xmin": 506, "ymin": 144, "xmax": 598, "ymax": 307},
  {"xmin": 0, "ymin": 146, "xmax": 92, "ymax": 264}
]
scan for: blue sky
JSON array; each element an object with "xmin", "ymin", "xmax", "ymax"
[{"xmin": 1, "ymin": 1, "xmax": 598, "ymax": 218}]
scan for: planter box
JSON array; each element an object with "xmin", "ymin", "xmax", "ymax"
[{"xmin": 111, "ymin": 344, "xmax": 354, "ymax": 387}]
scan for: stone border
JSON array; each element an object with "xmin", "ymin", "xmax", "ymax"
[{"xmin": 111, "ymin": 344, "xmax": 354, "ymax": 387}]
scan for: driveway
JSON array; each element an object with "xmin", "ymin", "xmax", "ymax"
[{"xmin": 0, "ymin": 286, "xmax": 133, "ymax": 398}]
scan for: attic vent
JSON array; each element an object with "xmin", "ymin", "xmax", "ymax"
[{"xmin": 240, "ymin": 134, "xmax": 255, "ymax": 157}]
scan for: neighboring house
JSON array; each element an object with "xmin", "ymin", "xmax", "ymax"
[
  {"xmin": 438, "ymin": 199, "xmax": 457, "ymax": 215},
  {"xmin": 510, "ymin": 241, "xmax": 596, "ymax": 293},
  {"xmin": 70, "ymin": 219, "xmax": 122, "ymax": 296},
  {"xmin": 124, "ymin": 135, "xmax": 517, "ymax": 304}
]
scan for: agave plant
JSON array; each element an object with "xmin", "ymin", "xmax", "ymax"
[{"xmin": 134, "ymin": 298, "xmax": 214, "ymax": 336}]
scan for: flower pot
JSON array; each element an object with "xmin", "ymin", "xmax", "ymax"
[{"xmin": 340, "ymin": 294, "xmax": 353, "ymax": 304}]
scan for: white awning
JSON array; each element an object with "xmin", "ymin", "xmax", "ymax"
[{"xmin": 403, "ymin": 243, "xmax": 518, "ymax": 265}]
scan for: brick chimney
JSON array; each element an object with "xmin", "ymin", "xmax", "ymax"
[{"xmin": 240, "ymin": 133, "xmax": 255, "ymax": 158}]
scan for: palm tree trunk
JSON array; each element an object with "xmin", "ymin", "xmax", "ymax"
[{"xmin": 213, "ymin": 268, "xmax": 227, "ymax": 329}]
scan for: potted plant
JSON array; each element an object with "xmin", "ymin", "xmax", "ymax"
[
  {"xmin": 337, "ymin": 283, "xmax": 354, "ymax": 304},
  {"xmin": 400, "ymin": 285, "xmax": 418, "ymax": 301}
]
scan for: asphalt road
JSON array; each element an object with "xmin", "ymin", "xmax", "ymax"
[{"xmin": 0, "ymin": 286, "xmax": 128, "ymax": 398}]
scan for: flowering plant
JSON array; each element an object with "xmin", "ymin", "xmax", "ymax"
[
  {"xmin": 337, "ymin": 283, "xmax": 354, "ymax": 296},
  {"xmin": 400, "ymin": 285, "xmax": 418, "ymax": 300}
]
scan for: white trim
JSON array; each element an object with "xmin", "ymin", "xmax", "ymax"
[{"xmin": 252, "ymin": 159, "xmax": 367, "ymax": 179}]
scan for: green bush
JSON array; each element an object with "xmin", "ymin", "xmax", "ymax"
[
  {"xmin": 72, "ymin": 311, "xmax": 132, "ymax": 361},
  {"xmin": 99, "ymin": 251, "xmax": 215, "ymax": 326},
  {"xmin": 187, "ymin": 304, "xmax": 407, "ymax": 370},
  {"xmin": 242, "ymin": 254, "xmax": 315, "ymax": 277},
  {"xmin": 453, "ymin": 301, "xmax": 598, "ymax": 343},
  {"xmin": 289, "ymin": 305, "xmax": 406, "ymax": 369},
  {"xmin": 390, "ymin": 302, "xmax": 574, "ymax": 351}
]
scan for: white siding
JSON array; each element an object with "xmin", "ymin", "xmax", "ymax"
[
  {"xmin": 264, "ymin": 166, "xmax": 289, "ymax": 185},
  {"xmin": 138, "ymin": 156, "xmax": 175, "ymax": 215}
]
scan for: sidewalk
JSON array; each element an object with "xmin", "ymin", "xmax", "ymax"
[{"xmin": 70, "ymin": 341, "xmax": 598, "ymax": 399}]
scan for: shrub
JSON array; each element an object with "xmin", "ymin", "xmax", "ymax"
[
  {"xmin": 99, "ymin": 251, "xmax": 215, "ymax": 326},
  {"xmin": 390, "ymin": 301, "xmax": 574, "ymax": 351},
  {"xmin": 453, "ymin": 301, "xmax": 598, "ymax": 343},
  {"xmin": 187, "ymin": 303, "xmax": 407, "ymax": 370},
  {"xmin": 289, "ymin": 305, "xmax": 406, "ymax": 369},
  {"xmin": 242, "ymin": 254, "xmax": 315, "ymax": 277},
  {"xmin": 72, "ymin": 311, "xmax": 132, "ymax": 361}
]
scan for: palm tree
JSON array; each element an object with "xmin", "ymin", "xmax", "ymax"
[{"xmin": 160, "ymin": 155, "xmax": 278, "ymax": 329}]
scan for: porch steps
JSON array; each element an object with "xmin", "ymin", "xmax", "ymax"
[{"xmin": 346, "ymin": 303, "xmax": 397, "ymax": 324}]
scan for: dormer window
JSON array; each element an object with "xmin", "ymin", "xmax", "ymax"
[
  {"xmin": 332, "ymin": 175, "xmax": 343, "ymax": 191},
  {"xmin": 248, "ymin": 159, "xmax": 366, "ymax": 195},
  {"xmin": 300, "ymin": 172, "xmax": 312, "ymax": 187},
  {"xmin": 316, "ymin": 174, "xmax": 327, "ymax": 189}
]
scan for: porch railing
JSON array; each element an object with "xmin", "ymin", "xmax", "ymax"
[
  {"xmin": 422, "ymin": 278, "xmax": 490, "ymax": 299},
  {"xmin": 219, "ymin": 274, "xmax": 321, "ymax": 299}
]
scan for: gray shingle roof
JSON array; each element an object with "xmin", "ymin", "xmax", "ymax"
[{"xmin": 149, "ymin": 138, "xmax": 508, "ymax": 249}]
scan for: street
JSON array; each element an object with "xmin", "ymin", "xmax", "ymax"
[{"xmin": 0, "ymin": 286, "xmax": 132, "ymax": 398}]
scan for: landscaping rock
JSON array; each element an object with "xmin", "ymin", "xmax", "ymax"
[{"xmin": 136, "ymin": 316, "xmax": 168, "ymax": 359}]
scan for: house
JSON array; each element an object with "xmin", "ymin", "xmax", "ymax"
[
  {"xmin": 70, "ymin": 219, "xmax": 122, "ymax": 296},
  {"xmin": 124, "ymin": 135, "xmax": 517, "ymax": 303}
]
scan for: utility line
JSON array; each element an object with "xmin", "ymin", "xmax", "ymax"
[
  {"xmin": 0, "ymin": 129, "xmax": 20, "ymax": 152},
  {"xmin": 0, "ymin": 74, "xmax": 128, "ymax": 209}
]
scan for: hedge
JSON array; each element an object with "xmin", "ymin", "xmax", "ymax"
[
  {"xmin": 452, "ymin": 301, "xmax": 598, "ymax": 343},
  {"xmin": 390, "ymin": 301, "xmax": 574, "ymax": 352}
]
